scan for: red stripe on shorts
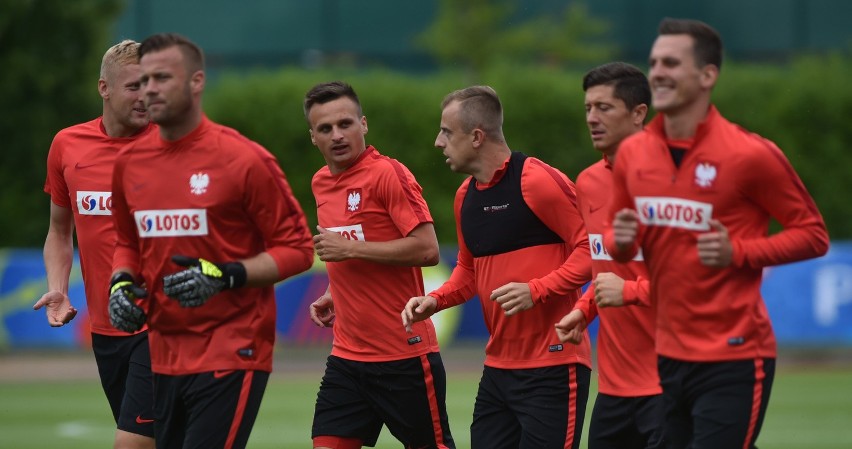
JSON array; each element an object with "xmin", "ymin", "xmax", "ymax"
[
  {"xmin": 224, "ymin": 370, "xmax": 254, "ymax": 449},
  {"xmin": 742, "ymin": 358, "xmax": 765, "ymax": 449},
  {"xmin": 419, "ymin": 354, "xmax": 451, "ymax": 449},
  {"xmin": 564, "ymin": 364, "xmax": 578, "ymax": 449}
]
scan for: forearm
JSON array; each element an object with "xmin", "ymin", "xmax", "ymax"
[
  {"xmin": 43, "ymin": 230, "xmax": 73, "ymax": 294},
  {"xmin": 528, "ymin": 240, "xmax": 592, "ymax": 304},
  {"xmin": 733, "ymin": 224, "xmax": 829, "ymax": 269},
  {"xmin": 241, "ymin": 252, "xmax": 288, "ymax": 287}
]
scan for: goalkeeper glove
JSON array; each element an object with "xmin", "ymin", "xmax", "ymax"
[
  {"xmin": 108, "ymin": 272, "xmax": 147, "ymax": 333},
  {"xmin": 162, "ymin": 255, "xmax": 247, "ymax": 307}
]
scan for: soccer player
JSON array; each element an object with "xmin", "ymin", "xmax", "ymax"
[
  {"xmin": 606, "ymin": 18, "xmax": 829, "ymax": 448},
  {"xmin": 108, "ymin": 33, "xmax": 314, "ymax": 449},
  {"xmin": 35, "ymin": 40, "xmax": 156, "ymax": 449},
  {"xmin": 554, "ymin": 62, "xmax": 663, "ymax": 449},
  {"xmin": 305, "ymin": 81, "xmax": 455, "ymax": 449},
  {"xmin": 402, "ymin": 86, "xmax": 593, "ymax": 449}
]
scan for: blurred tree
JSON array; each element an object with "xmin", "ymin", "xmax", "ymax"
[
  {"xmin": 417, "ymin": 0, "xmax": 615, "ymax": 78},
  {"xmin": 0, "ymin": 0, "xmax": 124, "ymax": 247}
]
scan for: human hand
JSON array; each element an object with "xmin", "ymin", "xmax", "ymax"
[
  {"xmin": 555, "ymin": 309, "xmax": 587, "ymax": 344},
  {"xmin": 613, "ymin": 208, "xmax": 640, "ymax": 251},
  {"xmin": 108, "ymin": 272, "xmax": 147, "ymax": 333},
  {"xmin": 402, "ymin": 296, "xmax": 437, "ymax": 333},
  {"xmin": 33, "ymin": 291, "xmax": 78, "ymax": 327},
  {"xmin": 314, "ymin": 226, "xmax": 353, "ymax": 262},
  {"xmin": 697, "ymin": 219, "xmax": 733, "ymax": 267},
  {"xmin": 309, "ymin": 292, "xmax": 335, "ymax": 327},
  {"xmin": 594, "ymin": 272, "xmax": 626, "ymax": 308},
  {"xmin": 162, "ymin": 255, "xmax": 247, "ymax": 307},
  {"xmin": 490, "ymin": 282, "xmax": 534, "ymax": 316}
]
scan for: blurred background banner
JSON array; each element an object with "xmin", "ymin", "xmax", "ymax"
[{"xmin": 2, "ymin": 245, "xmax": 850, "ymax": 351}]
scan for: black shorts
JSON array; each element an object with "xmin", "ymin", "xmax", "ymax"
[
  {"xmin": 587, "ymin": 393, "xmax": 665, "ymax": 449},
  {"xmin": 312, "ymin": 353, "xmax": 455, "ymax": 448},
  {"xmin": 153, "ymin": 370, "xmax": 269, "ymax": 449},
  {"xmin": 658, "ymin": 356, "xmax": 775, "ymax": 449},
  {"xmin": 91, "ymin": 331, "xmax": 155, "ymax": 437},
  {"xmin": 470, "ymin": 364, "xmax": 591, "ymax": 449}
]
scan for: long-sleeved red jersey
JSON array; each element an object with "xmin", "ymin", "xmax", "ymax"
[
  {"xmin": 112, "ymin": 116, "xmax": 314, "ymax": 375},
  {"xmin": 606, "ymin": 106, "xmax": 829, "ymax": 362},
  {"xmin": 431, "ymin": 152, "xmax": 592, "ymax": 369},
  {"xmin": 574, "ymin": 158, "xmax": 660, "ymax": 397}
]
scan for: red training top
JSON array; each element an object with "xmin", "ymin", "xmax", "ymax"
[
  {"xmin": 431, "ymin": 153, "xmax": 592, "ymax": 369},
  {"xmin": 112, "ymin": 116, "xmax": 314, "ymax": 375},
  {"xmin": 312, "ymin": 146, "xmax": 441, "ymax": 361},
  {"xmin": 44, "ymin": 117, "xmax": 156, "ymax": 336},
  {"xmin": 574, "ymin": 157, "xmax": 660, "ymax": 397},
  {"xmin": 606, "ymin": 106, "xmax": 829, "ymax": 362}
]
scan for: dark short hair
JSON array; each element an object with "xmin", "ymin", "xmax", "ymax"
[
  {"xmin": 139, "ymin": 33, "xmax": 205, "ymax": 73},
  {"xmin": 658, "ymin": 17, "xmax": 723, "ymax": 70},
  {"xmin": 582, "ymin": 62, "xmax": 650, "ymax": 111},
  {"xmin": 303, "ymin": 81, "xmax": 362, "ymax": 120}
]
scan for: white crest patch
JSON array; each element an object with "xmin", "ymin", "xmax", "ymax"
[
  {"xmin": 694, "ymin": 162, "xmax": 717, "ymax": 188},
  {"xmin": 347, "ymin": 191, "xmax": 361, "ymax": 212},
  {"xmin": 190, "ymin": 172, "xmax": 210, "ymax": 195}
]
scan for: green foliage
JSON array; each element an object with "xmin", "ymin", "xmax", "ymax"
[
  {"xmin": 416, "ymin": 0, "xmax": 615, "ymax": 78},
  {"xmin": 0, "ymin": 0, "xmax": 124, "ymax": 247}
]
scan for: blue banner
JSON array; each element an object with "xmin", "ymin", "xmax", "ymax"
[{"xmin": 1, "ymin": 245, "xmax": 850, "ymax": 349}]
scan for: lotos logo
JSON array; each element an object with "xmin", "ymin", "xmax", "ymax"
[
  {"xmin": 76, "ymin": 191, "xmax": 112, "ymax": 216},
  {"xmin": 326, "ymin": 224, "xmax": 366, "ymax": 242},
  {"xmin": 635, "ymin": 197, "xmax": 712, "ymax": 231},
  {"xmin": 133, "ymin": 209, "xmax": 208, "ymax": 237},
  {"xmin": 588, "ymin": 233, "xmax": 643, "ymax": 262}
]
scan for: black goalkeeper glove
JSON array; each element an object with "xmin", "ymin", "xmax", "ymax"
[
  {"xmin": 162, "ymin": 255, "xmax": 247, "ymax": 307},
  {"xmin": 108, "ymin": 272, "xmax": 148, "ymax": 333}
]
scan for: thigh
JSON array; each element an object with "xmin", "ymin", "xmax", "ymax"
[
  {"xmin": 658, "ymin": 356, "xmax": 692, "ymax": 449},
  {"xmin": 471, "ymin": 367, "xmax": 519, "ymax": 449},
  {"xmin": 117, "ymin": 332, "xmax": 155, "ymax": 438},
  {"xmin": 366, "ymin": 353, "xmax": 456, "ymax": 449},
  {"xmin": 690, "ymin": 359, "xmax": 775, "ymax": 449},
  {"xmin": 512, "ymin": 364, "xmax": 590, "ymax": 449},
  {"xmin": 633, "ymin": 394, "xmax": 666, "ymax": 449},
  {"xmin": 587, "ymin": 394, "xmax": 639, "ymax": 449},
  {"xmin": 153, "ymin": 373, "xmax": 186, "ymax": 449},
  {"xmin": 91, "ymin": 332, "xmax": 134, "ymax": 423},
  {"xmin": 181, "ymin": 370, "xmax": 269, "ymax": 449},
  {"xmin": 312, "ymin": 356, "xmax": 383, "ymax": 447}
]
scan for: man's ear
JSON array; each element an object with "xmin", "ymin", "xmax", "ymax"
[
  {"xmin": 98, "ymin": 78, "xmax": 109, "ymax": 100},
  {"xmin": 472, "ymin": 128, "xmax": 485, "ymax": 148},
  {"xmin": 190, "ymin": 70, "xmax": 205, "ymax": 95},
  {"xmin": 309, "ymin": 129, "xmax": 317, "ymax": 146},
  {"xmin": 633, "ymin": 103, "xmax": 649, "ymax": 126},
  {"xmin": 700, "ymin": 64, "xmax": 719, "ymax": 89},
  {"xmin": 361, "ymin": 116, "xmax": 368, "ymax": 135}
]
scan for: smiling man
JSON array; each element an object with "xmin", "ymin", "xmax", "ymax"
[{"xmin": 605, "ymin": 18, "xmax": 829, "ymax": 448}]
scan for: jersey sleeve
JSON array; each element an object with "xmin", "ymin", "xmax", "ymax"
[
  {"xmin": 244, "ymin": 143, "xmax": 314, "ymax": 279},
  {"xmin": 430, "ymin": 182, "xmax": 477, "ymax": 310},
  {"xmin": 573, "ymin": 286, "xmax": 599, "ymax": 323},
  {"xmin": 604, "ymin": 143, "xmax": 642, "ymax": 262},
  {"xmin": 44, "ymin": 132, "xmax": 71, "ymax": 208},
  {"xmin": 522, "ymin": 159, "xmax": 592, "ymax": 304},
  {"xmin": 622, "ymin": 275, "xmax": 651, "ymax": 307},
  {"xmin": 111, "ymin": 147, "xmax": 141, "ymax": 275},
  {"xmin": 731, "ymin": 139, "xmax": 829, "ymax": 268},
  {"xmin": 377, "ymin": 160, "xmax": 433, "ymax": 237}
]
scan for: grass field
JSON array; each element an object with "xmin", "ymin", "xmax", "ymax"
[{"xmin": 0, "ymin": 350, "xmax": 850, "ymax": 448}]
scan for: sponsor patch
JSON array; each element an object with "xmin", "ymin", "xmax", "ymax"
[
  {"xmin": 76, "ymin": 191, "xmax": 112, "ymax": 216},
  {"xmin": 548, "ymin": 344, "xmax": 563, "ymax": 352},
  {"xmin": 588, "ymin": 233, "xmax": 643, "ymax": 261},
  {"xmin": 407, "ymin": 335, "xmax": 422, "ymax": 345},
  {"xmin": 635, "ymin": 197, "xmax": 713, "ymax": 231},
  {"xmin": 326, "ymin": 224, "xmax": 366, "ymax": 242},
  {"xmin": 134, "ymin": 209, "xmax": 208, "ymax": 237}
]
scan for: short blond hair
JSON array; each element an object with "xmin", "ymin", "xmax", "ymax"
[{"xmin": 100, "ymin": 40, "xmax": 140, "ymax": 81}]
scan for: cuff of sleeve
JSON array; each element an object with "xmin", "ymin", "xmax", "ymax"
[
  {"xmin": 622, "ymin": 281, "xmax": 640, "ymax": 306},
  {"xmin": 730, "ymin": 239, "xmax": 746, "ymax": 268},
  {"xmin": 528, "ymin": 280, "xmax": 545, "ymax": 305}
]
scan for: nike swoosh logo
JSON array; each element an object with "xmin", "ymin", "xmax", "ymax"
[
  {"xmin": 75, "ymin": 162, "xmax": 99, "ymax": 170},
  {"xmin": 135, "ymin": 416, "xmax": 154, "ymax": 424},
  {"xmin": 213, "ymin": 370, "xmax": 235, "ymax": 379},
  {"xmin": 317, "ymin": 201, "xmax": 328, "ymax": 207},
  {"xmin": 589, "ymin": 204, "xmax": 604, "ymax": 214}
]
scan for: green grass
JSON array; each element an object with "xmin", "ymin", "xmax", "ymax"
[{"xmin": 0, "ymin": 362, "xmax": 850, "ymax": 448}]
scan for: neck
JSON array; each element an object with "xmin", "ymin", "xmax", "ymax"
[
  {"xmin": 101, "ymin": 112, "xmax": 143, "ymax": 138},
  {"xmin": 160, "ymin": 107, "xmax": 203, "ymax": 141},
  {"xmin": 472, "ymin": 144, "xmax": 512, "ymax": 184},
  {"xmin": 663, "ymin": 97, "xmax": 711, "ymax": 140}
]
